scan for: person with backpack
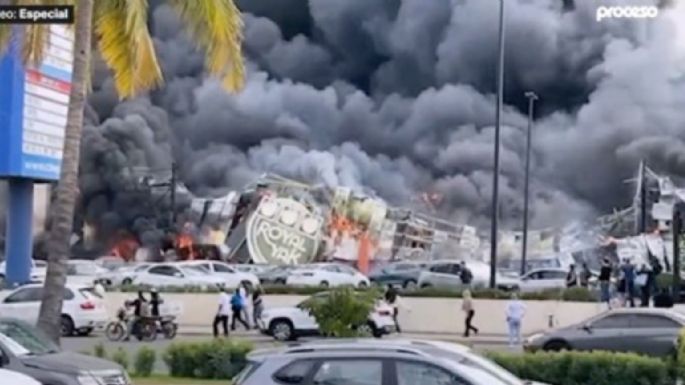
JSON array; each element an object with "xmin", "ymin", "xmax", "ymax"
[{"xmin": 231, "ymin": 288, "xmax": 250, "ymax": 330}]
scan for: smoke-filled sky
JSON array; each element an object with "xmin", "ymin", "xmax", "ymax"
[{"xmin": 65, "ymin": 0, "xmax": 685, "ymax": 241}]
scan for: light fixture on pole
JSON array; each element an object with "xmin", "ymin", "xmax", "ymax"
[
  {"xmin": 521, "ymin": 91, "xmax": 538, "ymax": 276},
  {"xmin": 489, "ymin": 0, "xmax": 506, "ymax": 289}
]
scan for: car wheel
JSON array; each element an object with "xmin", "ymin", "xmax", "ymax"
[
  {"xmin": 122, "ymin": 278, "xmax": 133, "ymax": 286},
  {"xmin": 543, "ymin": 340, "xmax": 571, "ymax": 352},
  {"xmin": 76, "ymin": 328, "xmax": 93, "ymax": 337},
  {"xmin": 420, "ymin": 283, "xmax": 432, "ymax": 289},
  {"xmin": 358, "ymin": 281, "xmax": 368, "ymax": 288},
  {"xmin": 356, "ymin": 322, "xmax": 376, "ymax": 338},
  {"xmin": 320, "ymin": 281, "xmax": 330, "ymax": 288},
  {"xmin": 270, "ymin": 319, "xmax": 295, "ymax": 341},
  {"xmin": 275, "ymin": 278, "xmax": 286, "ymax": 285},
  {"xmin": 61, "ymin": 315, "xmax": 75, "ymax": 337},
  {"xmin": 241, "ymin": 280, "xmax": 254, "ymax": 290},
  {"xmin": 403, "ymin": 280, "xmax": 417, "ymax": 290}
]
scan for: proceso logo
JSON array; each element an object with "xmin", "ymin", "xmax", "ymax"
[{"xmin": 596, "ymin": 5, "xmax": 659, "ymax": 21}]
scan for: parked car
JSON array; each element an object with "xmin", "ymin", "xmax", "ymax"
[
  {"xmin": 253, "ymin": 339, "xmax": 551, "ymax": 385},
  {"xmin": 236, "ymin": 340, "xmax": 524, "ymax": 385},
  {"xmin": 94, "ymin": 256, "xmax": 127, "ymax": 271},
  {"xmin": 368, "ymin": 261, "xmax": 429, "ymax": 289},
  {"xmin": 0, "ymin": 369, "xmax": 41, "ymax": 385},
  {"xmin": 0, "ymin": 318, "xmax": 131, "ymax": 385},
  {"xmin": 0, "ymin": 259, "xmax": 47, "ymax": 283},
  {"xmin": 286, "ymin": 263, "xmax": 370, "ymax": 288},
  {"xmin": 100, "ymin": 263, "xmax": 150, "ymax": 287},
  {"xmin": 65, "ymin": 260, "xmax": 109, "ymax": 286},
  {"xmin": 119, "ymin": 263, "xmax": 225, "ymax": 289},
  {"xmin": 418, "ymin": 260, "xmax": 520, "ymax": 291},
  {"xmin": 519, "ymin": 268, "xmax": 568, "ymax": 292},
  {"xmin": 525, "ymin": 308, "xmax": 685, "ymax": 356},
  {"xmin": 258, "ymin": 291, "xmax": 396, "ymax": 341},
  {"xmin": 234, "ymin": 264, "xmax": 270, "ymax": 275},
  {"xmin": 0, "ymin": 283, "xmax": 108, "ymax": 337},
  {"xmin": 175, "ymin": 261, "xmax": 260, "ymax": 289},
  {"xmin": 258, "ymin": 265, "xmax": 299, "ymax": 285}
]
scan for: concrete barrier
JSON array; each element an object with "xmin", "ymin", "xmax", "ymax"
[{"xmin": 104, "ymin": 292, "xmax": 609, "ymax": 336}]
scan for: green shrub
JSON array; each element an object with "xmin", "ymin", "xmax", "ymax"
[
  {"xmin": 93, "ymin": 342, "xmax": 107, "ymax": 359},
  {"xmin": 163, "ymin": 339, "xmax": 253, "ymax": 379},
  {"xmin": 489, "ymin": 351, "xmax": 673, "ymax": 385},
  {"xmin": 299, "ymin": 287, "xmax": 380, "ymax": 337},
  {"xmin": 134, "ymin": 347, "xmax": 156, "ymax": 377},
  {"xmin": 111, "ymin": 347, "xmax": 129, "ymax": 371},
  {"xmin": 117, "ymin": 284, "xmax": 597, "ymax": 302}
]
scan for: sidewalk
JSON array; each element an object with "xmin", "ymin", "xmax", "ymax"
[{"xmin": 176, "ymin": 324, "xmax": 517, "ymax": 345}]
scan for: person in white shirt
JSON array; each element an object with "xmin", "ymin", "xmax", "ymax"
[
  {"xmin": 213, "ymin": 287, "xmax": 232, "ymax": 337},
  {"xmin": 505, "ymin": 292, "xmax": 526, "ymax": 348}
]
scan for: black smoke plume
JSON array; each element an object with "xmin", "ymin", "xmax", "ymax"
[{"xmin": 8, "ymin": 0, "xmax": 685, "ymax": 252}]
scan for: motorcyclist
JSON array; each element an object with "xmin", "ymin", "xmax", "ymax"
[
  {"xmin": 123, "ymin": 291, "xmax": 148, "ymax": 341},
  {"xmin": 150, "ymin": 288, "xmax": 163, "ymax": 318}
]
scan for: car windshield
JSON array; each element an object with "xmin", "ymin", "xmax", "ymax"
[
  {"xmin": 182, "ymin": 265, "xmax": 209, "ymax": 276},
  {"xmin": 424, "ymin": 346, "xmax": 523, "ymax": 385},
  {"xmin": 0, "ymin": 321, "xmax": 59, "ymax": 356}
]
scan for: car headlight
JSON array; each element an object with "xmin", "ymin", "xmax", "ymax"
[{"xmin": 77, "ymin": 375, "xmax": 101, "ymax": 385}]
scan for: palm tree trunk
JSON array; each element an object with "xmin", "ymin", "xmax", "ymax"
[{"xmin": 37, "ymin": 0, "xmax": 94, "ymax": 344}]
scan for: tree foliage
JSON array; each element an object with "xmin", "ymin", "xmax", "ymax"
[{"xmin": 300, "ymin": 287, "xmax": 381, "ymax": 338}]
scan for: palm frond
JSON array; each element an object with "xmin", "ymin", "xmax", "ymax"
[
  {"xmin": 169, "ymin": 0, "xmax": 245, "ymax": 92},
  {"xmin": 22, "ymin": 24, "xmax": 48, "ymax": 68},
  {"xmin": 94, "ymin": 0, "xmax": 162, "ymax": 98},
  {"xmin": 0, "ymin": 25, "xmax": 11, "ymax": 57}
]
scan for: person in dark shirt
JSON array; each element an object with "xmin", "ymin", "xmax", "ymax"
[
  {"xmin": 150, "ymin": 289, "xmax": 163, "ymax": 318},
  {"xmin": 566, "ymin": 265, "xmax": 578, "ymax": 288},
  {"xmin": 124, "ymin": 292, "xmax": 148, "ymax": 341},
  {"xmin": 598, "ymin": 259, "xmax": 613, "ymax": 308},
  {"xmin": 621, "ymin": 259, "xmax": 636, "ymax": 308},
  {"xmin": 459, "ymin": 261, "xmax": 473, "ymax": 286}
]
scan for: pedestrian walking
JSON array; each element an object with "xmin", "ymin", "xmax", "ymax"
[
  {"xmin": 240, "ymin": 283, "xmax": 252, "ymax": 329},
  {"xmin": 566, "ymin": 264, "xmax": 578, "ymax": 288},
  {"xmin": 231, "ymin": 288, "xmax": 250, "ymax": 330},
  {"xmin": 252, "ymin": 287, "xmax": 264, "ymax": 329},
  {"xmin": 385, "ymin": 284, "xmax": 402, "ymax": 333},
  {"xmin": 598, "ymin": 258, "xmax": 613, "ymax": 309},
  {"xmin": 505, "ymin": 293, "xmax": 526, "ymax": 348},
  {"xmin": 637, "ymin": 264, "xmax": 654, "ymax": 307},
  {"xmin": 213, "ymin": 287, "xmax": 231, "ymax": 337},
  {"xmin": 621, "ymin": 258, "xmax": 636, "ymax": 308},
  {"xmin": 462, "ymin": 289, "xmax": 478, "ymax": 337}
]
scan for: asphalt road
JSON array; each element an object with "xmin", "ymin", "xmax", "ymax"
[{"xmin": 63, "ymin": 331, "xmax": 514, "ymax": 375}]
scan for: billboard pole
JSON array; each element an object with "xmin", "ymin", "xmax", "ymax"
[{"xmin": 4, "ymin": 179, "xmax": 34, "ymax": 285}]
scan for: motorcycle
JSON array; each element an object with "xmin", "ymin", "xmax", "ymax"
[
  {"xmin": 105, "ymin": 310, "xmax": 157, "ymax": 342},
  {"xmin": 157, "ymin": 315, "xmax": 178, "ymax": 339}
]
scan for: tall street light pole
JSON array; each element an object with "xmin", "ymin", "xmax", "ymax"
[
  {"xmin": 521, "ymin": 91, "xmax": 538, "ymax": 276},
  {"xmin": 489, "ymin": 0, "xmax": 506, "ymax": 289}
]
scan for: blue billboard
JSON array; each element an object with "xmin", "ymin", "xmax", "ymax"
[{"xmin": 0, "ymin": 25, "xmax": 73, "ymax": 181}]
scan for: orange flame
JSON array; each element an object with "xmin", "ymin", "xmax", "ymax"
[
  {"xmin": 176, "ymin": 234, "xmax": 195, "ymax": 260},
  {"xmin": 110, "ymin": 236, "xmax": 140, "ymax": 262}
]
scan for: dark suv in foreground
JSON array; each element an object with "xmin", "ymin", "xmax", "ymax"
[{"xmin": 0, "ymin": 318, "xmax": 130, "ymax": 385}]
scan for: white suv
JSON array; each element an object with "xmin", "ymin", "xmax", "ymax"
[
  {"xmin": 258, "ymin": 292, "xmax": 396, "ymax": 341},
  {"xmin": 0, "ymin": 283, "xmax": 107, "ymax": 336}
]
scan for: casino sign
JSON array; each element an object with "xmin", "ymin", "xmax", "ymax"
[{"xmin": 246, "ymin": 197, "xmax": 323, "ymax": 265}]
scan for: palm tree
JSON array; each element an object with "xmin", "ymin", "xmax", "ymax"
[{"xmin": 1, "ymin": 0, "xmax": 245, "ymax": 343}]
